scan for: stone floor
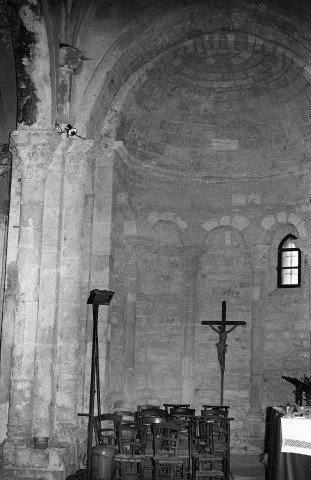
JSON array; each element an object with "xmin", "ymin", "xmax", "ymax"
[{"xmin": 230, "ymin": 454, "xmax": 266, "ymax": 480}]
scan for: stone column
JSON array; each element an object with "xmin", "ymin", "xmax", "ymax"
[
  {"xmin": 248, "ymin": 244, "xmax": 268, "ymax": 452},
  {"xmin": 0, "ymin": 145, "xmax": 12, "ymax": 442},
  {"xmin": 249, "ymin": 245, "xmax": 268, "ymax": 408},
  {"xmin": 52, "ymin": 138, "xmax": 94, "ymax": 442},
  {"xmin": 181, "ymin": 249, "xmax": 198, "ymax": 404},
  {"xmin": 0, "ymin": 145, "xmax": 11, "ymax": 316},
  {"xmin": 6, "ymin": 129, "xmax": 54, "ymax": 445},
  {"xmin": 123, "ymin": 241, "xmax": 138, "ymax": 407}
]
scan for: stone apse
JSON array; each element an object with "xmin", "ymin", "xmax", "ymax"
[{"xmin": 1, "ymin": 1, "xmax": 311, "ymax": 478}]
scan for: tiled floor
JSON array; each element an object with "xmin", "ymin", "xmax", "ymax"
[{"xmin": 230, "ymin": 454, "xmax": 266, "ymax": 480}]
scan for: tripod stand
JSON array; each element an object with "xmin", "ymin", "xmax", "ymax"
[{"xmin": 85, "ymin": 289, "xmax": 114, "ymax": 480}]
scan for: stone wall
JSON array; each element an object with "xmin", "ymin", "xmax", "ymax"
[{"xmin": 104, "ymin": 143, "xmax": 311, "ymax": 454}]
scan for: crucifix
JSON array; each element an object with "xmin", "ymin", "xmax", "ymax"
[{"xmin": 201, "ymin": 300, "xmax": 246, "ymax": 405}]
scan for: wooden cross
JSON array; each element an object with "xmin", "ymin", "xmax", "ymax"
[{"xmin": 201, "ymin": 300, "xmax": 246, "ymax": 405}]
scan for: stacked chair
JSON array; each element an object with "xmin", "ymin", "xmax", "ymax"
[
  {"xmin": 136, "ymin": 407, "xmax": 167, "ymax": 477},
  {"xmin": 201, "ymin": 409, "xmax": 232, "ymax": 480},
  {"xmin": 152, "ymin": 421, "xmax": 187, "ymax": 480},
  {"xmin": 170, "ymin": 407, "xmax": 195, "ymax": 458},
  {"xmin": 92, "ymin": 404, "xmax": 232, "ymax": 480},
  {"xmin": 189, "ymin": 417, "xmax": 226, "ymax": 480}
]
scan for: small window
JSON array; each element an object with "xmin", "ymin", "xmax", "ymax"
[{"xmin": 277, "ymin": 235, "xmax": 301, "ymax": 288}]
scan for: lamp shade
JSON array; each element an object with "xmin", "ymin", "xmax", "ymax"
[{"xmin": 87, "ymin": 289, "xmax": 114, "ymax": 305}]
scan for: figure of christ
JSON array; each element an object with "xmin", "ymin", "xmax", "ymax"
[
  {"xmin": 209, "ymin": 323, "xmax": 239, "ymax": 372},
  {"xmin": 201, "ymin": 300, "xmax": 246, "ymax": 404}
]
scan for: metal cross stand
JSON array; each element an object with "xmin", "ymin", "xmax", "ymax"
[
  {"xmin": 85, "ymin": 289, "xmax": 114, "ymax": 480},
  {"xmin": 201, "ymin": 300, "xmax": 246, "ymax": 405}
]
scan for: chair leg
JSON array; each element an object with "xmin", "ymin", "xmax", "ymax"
[
  {"xmin": 112, "ymin": 458, "xmax": 116, "ymax": 480},
  {"xmin": 141, "ymin": 458, "xmax": 145, "ymax": 480},
  {"xmin": 154, "ymin": 460, "xmax": 159, "ymax": 480}
]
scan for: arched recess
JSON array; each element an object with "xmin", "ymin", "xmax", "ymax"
[
  {"xmin": 263, "ymin": 222, "xmax": 310, "ymax": 408},
  {"xmin": 195, "ymin": 227, "xmax": 251, "ymax": 414},
  {"xmin": 107, "ymin": 202, "xmax": 186, "ymax": 409}
]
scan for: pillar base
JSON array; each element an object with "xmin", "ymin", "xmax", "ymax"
[{"xmin": 1, "ymin": 439, "xmax": 80, "ymax": 480}]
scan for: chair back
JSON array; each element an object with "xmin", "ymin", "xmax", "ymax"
[
  {"xmin": 137, "ymin": 404, "xmax": 160, "ymax": 412},
  {"xmin": 201, "ymin": 405, "xmax": 229, "ymax": 417},
  {"xmin": 189, "ymin": 417, "xmax": 215, "ymax": 456},
  {"xmin": 94, "ymin": 413, "xmax": 121, "ymax": 446},
  {"xmin": 163, "ymin": 403, "xmax": 191, "ymax": 414},
  {"xmin": 117, "ymin": 422, "xmax": 147, "ymax": 456},
  {"xmin": 137, "ymin": 408, "xmax": 167, "ymax": 423},
  {"xmin": 208, "ymin": 416, "xmax": 231, "ymax": 455},
  {"xmin": 152, "ymin": 421, "xmax": 181, "ymax": 458},
  {"xmin": 140, "ymin": 416, "xmax": 167, "ymax": 426},
  {"xmin": 170, "ymin": 407, "xmax": 195, "ymax": 418},
  {"xmin": 114, "ymin": 410, "xmax": 136, "ymax": 424}
]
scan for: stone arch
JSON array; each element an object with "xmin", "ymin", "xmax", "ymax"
[
  {"xmin": 263, "ymin": 219, "xmax": 303, "ymax": 295},
  {"xmin": 202, "ymin": 215, "xmax": 250, "ymax": 234}
]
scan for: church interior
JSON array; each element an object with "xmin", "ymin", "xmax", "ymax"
[{"xmin": 1, "ymin": 0, "xmax": 311, "ymax": 479}]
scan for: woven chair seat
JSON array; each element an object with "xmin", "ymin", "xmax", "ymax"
[
  {"xmin": 195, "ymin": 469, "xmax": 224, "ymax": 478},
  {"xmin": 154, "ymin": 455, "xmax": 185, "ymax": 463},
  {"xmin": 192, "ymin": 452, "xmax": 223, "ymax": 461}
]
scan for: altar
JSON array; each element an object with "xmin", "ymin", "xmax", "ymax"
[{"xmin": 268, "ymin": 409, "xmax": 311, "ymax": 480}]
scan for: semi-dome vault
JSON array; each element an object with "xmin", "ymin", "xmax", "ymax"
[{"xmin": 116, "ymin": 31, "xmax": 311, "ymax": 177}]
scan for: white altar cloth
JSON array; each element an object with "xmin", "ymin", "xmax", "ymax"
[{"xmin": 281, "ymin": 417, "xmax": 311, "ymax": 456}]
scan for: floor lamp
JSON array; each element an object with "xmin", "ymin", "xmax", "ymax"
[{"xmin": 86, "ymin": 289, "xmax": 114, "ymax": 480}]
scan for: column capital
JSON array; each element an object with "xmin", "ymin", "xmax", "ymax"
[{"xmin": 9, "ymin": 129, "xmax": 61, "ymax": 180}]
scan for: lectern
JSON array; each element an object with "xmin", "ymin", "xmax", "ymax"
[{"xmin": 86, "ymin": 289, "xmax": 114, "ymax": 480}]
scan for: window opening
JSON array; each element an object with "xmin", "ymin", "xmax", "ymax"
[{"xmin": 277, "ymin": 235, "xmax": 301, "ymax": 288}]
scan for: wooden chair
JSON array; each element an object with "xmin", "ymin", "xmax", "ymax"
[
  {"xmin": 112, "ymin": 422, "xmax": 147, "ymax": 480},
  {"xmin": 189, "ymin": 417, "xmax": 226, "ymax": 480},
  {"xmin": 206, "ymin": 416, "xmax": 232, "ymax": 480},
  {"xmin": 170, "ymin": 408, "xmax": 195, "ymax": 453},
  {"xmin": 152, "ymin": 421, "xmax": 187, "ymax": 480},
  {"xmin": 94, "ymin": 413, "xmax": 121, "ymax": 446},
  {"xmin": 140, "ymin": 416, "xmax": 167, "ymax": 475}
]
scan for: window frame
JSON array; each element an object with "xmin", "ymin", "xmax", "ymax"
[{"xmin": 277, "ymin": 234, "xmax": 301, "ymax": 288}]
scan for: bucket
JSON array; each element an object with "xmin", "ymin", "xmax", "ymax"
[{"xmin": 91, "ymin": 445, "xmax": 116, "ymax": 480}]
